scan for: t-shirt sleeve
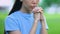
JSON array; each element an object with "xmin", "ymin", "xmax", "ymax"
[
  {"xmin": 44, "ymin": 16, "xmax": 49, "ymax": 30},
  {"xmin": 5, "ymin": 17, "xmax": 19, "ymax": 31}
]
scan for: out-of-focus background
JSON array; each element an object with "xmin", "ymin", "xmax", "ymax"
[{"xmin": 0, "ymin": 0, "xmax": 60, "ymax": 34}]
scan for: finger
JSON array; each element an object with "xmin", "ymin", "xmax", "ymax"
[
  {"xmin": 39, "ymin": 8, "xmax": 43, "ymax": 14},
  {"xmin": 33, "ymin": 7, "xmax": 40, "ymax": 13},
  {"xmin": 38, "ymin": 10, "xmax": 43, "ymax": 14}
]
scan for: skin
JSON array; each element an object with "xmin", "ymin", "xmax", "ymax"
[
  {"xmin": 20, "ymin": 0, "xmax": 39, "ymax": 13},
  {"xmin": 8, "ymin": 0, "xmax": 48, "ymax": 34}
]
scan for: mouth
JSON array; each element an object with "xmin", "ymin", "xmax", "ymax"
[
  {"xmin": 30, "ymin": 4, "xmax": 37, "ymax": 9},
  {"xmin": 30, "ymin": 6, "xmax": 37, "ymax": 9}
]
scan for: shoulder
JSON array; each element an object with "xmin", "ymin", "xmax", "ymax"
[
  {"xmin": 5, "ymin": 11, "xmax": 21, "ymax": 26},
  {"xmin": 7, "ymin": 11, "xmax": 20, "ymax": 19},
  {"xmin": 5, "ymin": 11, "xmax": 20, "ymax": 23}
]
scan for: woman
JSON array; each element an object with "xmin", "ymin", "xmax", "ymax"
[{"xmin": 5, "ymin": 0, "xmax": 48, "ymax": 34}]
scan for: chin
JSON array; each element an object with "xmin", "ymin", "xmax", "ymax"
[
  {"xmin": 30, "ymin": 8, "xmax": 34, "ymax": 11},
  {"xmin": 29, "ymin": 9, "xmax": 33, "ymax": 11}
]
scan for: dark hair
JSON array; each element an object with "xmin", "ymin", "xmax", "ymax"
[
  {"xmin": 4, "ymin": 0, "xmax": 22, "ymax": 34},
  {"xmin": 8, "ymin": 0, "xmax": 22, "ymax": 15}
]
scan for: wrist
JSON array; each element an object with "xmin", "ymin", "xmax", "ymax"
[
  {"xmin": 34, "ymin": 20, "xmax": 38, "ymax": 23},
  {"xmin": 41, "ymin": 21, "xmax": 46, "ymax": 27},
  {"xmin": 40, "ymin": 19, "xmax": 44, "ymax": 22}
]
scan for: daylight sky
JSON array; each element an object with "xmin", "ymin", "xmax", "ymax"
[{"xmin": 0, "ymin": 0, "xmax": 13, "ymax": 6}]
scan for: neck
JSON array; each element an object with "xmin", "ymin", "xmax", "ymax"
[{"xmin": 20, "ymin": 5, "xmax": 32, "ymax": 14}]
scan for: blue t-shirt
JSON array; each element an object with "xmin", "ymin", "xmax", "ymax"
[{"xmin": 5, "ymin": 11, "xmax": 48, "ymax": 34}]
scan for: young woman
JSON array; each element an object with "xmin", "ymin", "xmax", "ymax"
[{"xmin": 5, "ymin": 0, "xmax": 48, "ymax": 34}]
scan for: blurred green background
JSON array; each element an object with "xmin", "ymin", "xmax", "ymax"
[{"xmin": 0, "ymin": 0, "xmax": 60, "ymax": 34}]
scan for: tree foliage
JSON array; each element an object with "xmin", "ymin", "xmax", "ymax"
[{"xmin": 38, "ymin": 0, "xmax": 60, "ymax": 9}]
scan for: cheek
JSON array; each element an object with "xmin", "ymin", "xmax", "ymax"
[
  {"xmin": 23, "ymin": 0, "xmax": 31, "ymax": 7},
  {"xmin": 24, "ymin": 1, "xmax": 32, "ymax": 10},
  {"xmin": 24, "ymin": 0, "xmax": 31, "ymax": 5}
]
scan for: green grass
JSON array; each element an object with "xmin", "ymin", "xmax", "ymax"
[
  {"xmin": 0, "ymin": 12, "xmax": 60, "ymax": 34},
  {"xmin": 45, "ymin": 14, "xmax": 60, "ymax": 34},
  {"xmin": 0, "ymin": 13, "xmax": 8, "ymax": 34}
]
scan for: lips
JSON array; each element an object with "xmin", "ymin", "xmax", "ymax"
[
  {"xmin": 31, "ymin": 6, "xmax": 35, "ymax": 9},
  {"xmin": 30, "ymin": 5, "xmax": 37, "ymax": 9},
  {"xmin": 31, "ymin": 3, "xmax": 37, "ymax": 8}
]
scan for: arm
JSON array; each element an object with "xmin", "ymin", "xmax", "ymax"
[
  {"xmin": 41, "ymin": 21, "xmax": 48, "ymax": 34},
  {"xmin": 30, "ymin": 20, "xmax": 38, "ymax": 34},
  {"xmin": 8, "ymin": 20, "xmax": 38, "ymax": 34},
  {"xmin": 38, "ymin": 7, "xmax": 48, "ymax": 34},
  {"xmin": 30, "ymin": 7, "xmax": 41, "ymax": 34},
  {"xmin": 40, "ymin": 14, "xmax": 48, "ymax": 34},
  {"xmin": 8, "ymin": 30, "xmax": 21, "ymax": 34}
]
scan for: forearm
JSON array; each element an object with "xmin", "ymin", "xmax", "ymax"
[
  {"xmin": 8, "ymin": 30, "xmax": 21, "ymax": 34},
  {"xmin": 30, "ymin": 20, "xmax": 38, "ymax": 34},
  {"xmin": 41, "ymin": 21, "xmax": 48, "ymax": 34}
]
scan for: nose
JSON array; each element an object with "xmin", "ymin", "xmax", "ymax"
[{"xmin": 32, "ymin": 0, "xmax": 37, "ymax": 4}]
